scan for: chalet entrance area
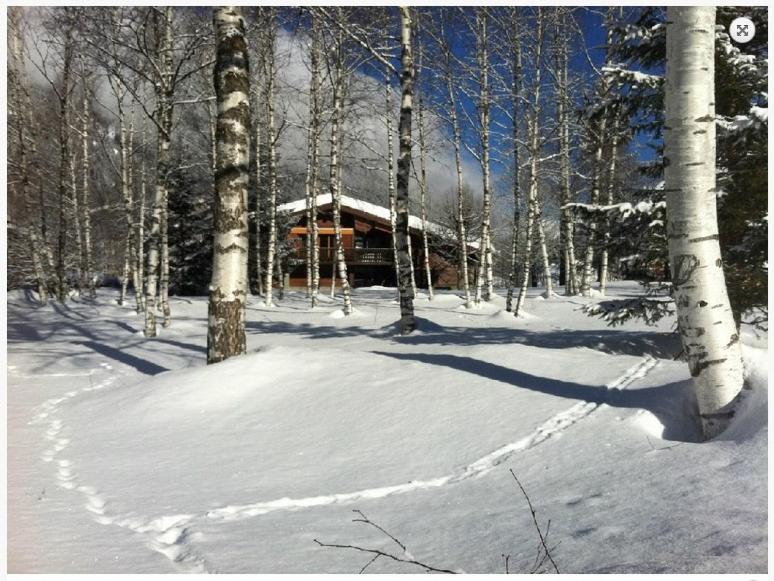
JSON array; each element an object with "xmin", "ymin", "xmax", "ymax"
[{"xmin": 279, "ymin": 194, "xmax": 471, "ymax": 289}]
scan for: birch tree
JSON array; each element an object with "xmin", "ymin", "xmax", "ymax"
[
  {"xmin": 207, "ymin": 6, "xmax": 250, "ymax": 364},
  {"xmin": 664, "ymin": 6, "xmax": 743, "ymax": 439},
  {"xmin": 395, "ymin": 6, "xmax": 416, "ymax": 334},
  {"xmin": 262, "ymin": 10, "xmax": 280, "ymax": 308},
  {"xmin": 514, "ymin": 9, "xmax": 547, "ymax": 316},
  {"xmin": 473, "ymin": 10, "xmax": 494, "ymax": 304},
  {"xmin": 504, "ymin": 7, "xmax": 523, "ymax": 312},
  {"xmin": 437, "ymin": 12, "xmax": 472, "ymax": 308},
  {"xmin": 9, "ymin": 8, "xmax": 49, "ymax": 303},
  {"xmin": 306, "ymin": 16, "xmax": 323, "ymax": 307},
  {"xmin": 414, "ymin": 13, "xmax": 434, "ymax": 300},
  {"xmin": 328, "ymin": 22, "xmax": 354, "ymax": 315},
  {"xmin": 555, "ymin": 10, "xmax": 578, "ymax": 296}
]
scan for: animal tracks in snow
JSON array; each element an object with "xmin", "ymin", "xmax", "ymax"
[
  {"xmin": 31, "ymin": 354, "xmax": 658, "ymax": 572},
  {"xmin": 200, "ymin": 355, "xmax": 660, "ymax": 523},
  {"xmin": 29, "ymin": 360, "xmax": 213, "ymax": 573}
]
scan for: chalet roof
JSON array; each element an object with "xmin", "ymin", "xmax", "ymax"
[{"xmin": 277, "ymin": 194, "xmax": 428, "ymax": 231}]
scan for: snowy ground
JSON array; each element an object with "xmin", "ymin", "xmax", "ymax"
[{"xmin": 6, "ymin": 282, "xmax": 767, "ymax": 573}]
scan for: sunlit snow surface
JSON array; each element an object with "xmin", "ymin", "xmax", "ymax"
[{"xmin": 7, "ymin": 283, "xmax": 767, "ymax": 573}]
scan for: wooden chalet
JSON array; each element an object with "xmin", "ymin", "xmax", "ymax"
[{"xmin": 278, "ymin": 194, "xmax": 476, "ymax": 289}]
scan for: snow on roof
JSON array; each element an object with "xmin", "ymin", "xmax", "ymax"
[{"xmin": 277, "ymin": 194, "xmax": 481, "ymax": 250}]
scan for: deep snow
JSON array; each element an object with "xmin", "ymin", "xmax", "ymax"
[{"xmin": 6, "ymin": 283, "xmax": 767, "ymax": 573}]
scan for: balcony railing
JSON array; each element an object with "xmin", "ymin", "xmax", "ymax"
[{"xmin": 292, "ymin": 247, "xmax": 397, "ymax": 265}]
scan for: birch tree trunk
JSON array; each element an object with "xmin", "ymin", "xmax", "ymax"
[
  {"xmin": 664, "ymin": 6, "xmax": 743, "ymax": 439},
  {"xmin": 598, "ymin": 10, "xmax": 619, "ymax": 297},
  {"xmin": 208, "ymin": 6, "xmax": 250, "ymax": 364},
  {"xmin": 309, "ymin": 19, "xmax": 322, "ymax": 308},
  {"xmin": 505, "ymin": 8, "xmax": 522, "ymax": 313},
  {"xmin": 144, "ymin": 7, "xmax": 174, "ymax": 336},
  {"xmin": 56, "ymin": 26, "xmax": 73, "ymax": 303},
  {"xmin": 415, "ymin": 22, "xmax": 433, "ymax": 300},
  {"xmin": 386, "ymin": 82, "xmax": 401, "ymax": 298},
  {"xmin": 329, "ymin": 32, "xmax": 353, "ymax": 315},
  {"xmin": 135, "ymin": 116, "xmax": 147, "ymax": 313},
  {"xmin": 557, "ymin": 16, "xmax": 577, "ymax": 296},
  {"xmin": 579, "ymin": 114, "xmax": 607, "ymax": 297},
  {"xmin": 441, "ymin": 20, "xmax": 471, "ymax": 308},
  {"xmin": 9, "ymin": 9, "xmax": 48, "ymax": 303},
  {"xmin": 263, "ymin": 17, "xmax": 278, "ymax": 307},
  {"xmin": 80, "ymin": 72, "xmax": 95, "ymax": 298},
  {"xmin": 475, "ymin": 11, "xmax": 494, "ymax": 304},
  {"xmin": 395, "ymin": 7, "xmax": 416, "ymax": 334},
  {"xmin": 599, "ymin": 109, "xmax": 620, "ymax": 296},
  {"xmin": 514, "ymin": 9, "xmax": 545, "ymax": 316},
  {"xmin": 119, "ymin": 100, "xmax": 134, "ymax": 306}
]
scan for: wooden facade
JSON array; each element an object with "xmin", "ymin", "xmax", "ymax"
[{"xmin": 283, "ymin": 198, "xmax": 467, "ymax": 289}]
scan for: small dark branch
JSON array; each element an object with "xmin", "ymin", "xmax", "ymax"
[
  {"xmin": 509, "ymin": 469, "xmax": 560, "ymax": 574},
  {"xmin": 313, "ymin": 539, "xmax": 457, "ymax": 574},
  {"xmin": 359, "ymin": 553, "xmax": 380, "ymax": 574},
  {"xmin": 503, "ymin": 553, "xmax": 511, "ymax": 574},
  {"xmin": 352, "ymin": 509, "xmax": 407, "ymax": 552}
]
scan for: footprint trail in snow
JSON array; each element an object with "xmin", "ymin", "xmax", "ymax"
[{"xmin": 28, "ymin": 353, "xmax": 658, "ymax": 572}]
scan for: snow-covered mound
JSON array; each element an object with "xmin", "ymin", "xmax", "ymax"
[{"xmin": 8, "ymin": 284, "xmax": 766, "ymax": 573}]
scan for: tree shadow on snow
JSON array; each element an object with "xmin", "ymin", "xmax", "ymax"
[
  {"xmin": 74, "ymin": 341, "xmax": 169, "ymax": 376},
  {"xmin": 245, "ymin": 318, "xmax": 681, "ymax": 360},
  {"xmin": 371, "ymin": 351, "xmax": 701, "ymax": 443}
]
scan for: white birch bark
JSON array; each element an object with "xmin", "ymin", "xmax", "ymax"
[
  {"xmin": 415, "ymin": 21, "xmax": 433, "ymax": 300},
  {"xmin": 134, "ymin": 115, "xmax": 147, "ymax": 313},
  {"xmin": 514, "ymin": 10, "xmax": 545, "ymax": 316},
  {"xmin": 557, "ymin": 16, "xmax": 577, "ymax": 296},
  {"xmin": 395, "ymin": 6, "xmax": 416, "ymax": 334},
  {"xmin": 440, "ymin": 18, "xmax": 471, "ymax": 308},
  {"xmin": 263, "ymin": 17, "xmax": 278, "ymax": 307},
  {"xmin": 309, "ymin": 19, "xmax": 322, "ymax": 308},
  {"xmin": 9, "ymin": 9, "xmax": 48, "ymax": 303},
  {"xmin": 386, "ymin": 82, "xmax": 401, "ymax": 298},
  {"xmin": 56, "ymin": 26, "xmax": 73, "ymax": 303},
  {"xmin": 474, "ymin": 11, "xmax": 494, "ymax": 304},
  {"xmin": 329, "ymin": 27, "xmax": 353, "ymax": 315},
  {"xmin": 207, "ymin": 6, "xmax": 250, "ymax": 364},
  {"xmin": 80, "ymin": 71, "xmax": 95, "ymax": 298},
  {"xmin": 599, "ymin": 110, "xmax": 620, "ymax": 296},
  {"xmin": 143, "ymin": 7, "xmax": 174, "ymax": 336},
  {"xmin": 505, "ymin": 9, "xmax": 522, "ymax": 312},
  {"xmin": 664, "ymin": 6, "xmax": 743, "ymax": 439},
  {"xmin": 579, "ymin": 114, "xmax": 607, "ymax": 297}
]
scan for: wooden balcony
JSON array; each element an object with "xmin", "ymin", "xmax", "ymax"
[{"xmin": 292, "ymin": 247, "xmax": 396, "ymax": 265}]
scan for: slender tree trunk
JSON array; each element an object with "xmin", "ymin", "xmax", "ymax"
[
  {"xmin": 599, "ymin": 110, "xmax": 620, "ymax": 296},
  {"xmin": 329, "ymin": 30, "xmax": 352, "ymax": 315},
  {"xmin": 416, "ymin": 72, "xmax": 434, "ymax": 297},
  {"xmin": 69, "ymin": 140, "xmax": 84, "ymax": 293},
  {"xmin": 514, "ymin": 9, "xmax": 545, "ymax": 316},
  {"xmin": 263, "ymin": 19, "xmax": 278, "ymax": 307},
  {"xmin": 309, "ymin": 20, "xmax": 322, "ymax": 308},
  {"xmin": 144, "ymin": 7, "xmax": 174, "ymax": 336},
  {"xmin": 56, "ymin": 28, "xmax": 73, "ymax": 303},
  {"xmin": 249, "ymin": 86, "xmax": 264, "ymax": 297},
  {"xmin": 475, "ymin": 11, "xmax": 494, "ymax": 304},
  {"xmin": 118, "ymin": 99, "xmax": 134, "ymax": 306},
  {"xmin": 134, "ymin": 116, "xmax": 147, "ymax": 313},
  {"xmin": 10, "ymin": 10, "xmax": 48, "ymax": 303},
  {"xmin": 506, "ymin": 9, "xmax": 522, "ymax": 312},
  {"xmin": 441, "ymin": 21, "xmax": 471, "ymax": 308},
  {"xmin": 664, "ymin": 6, "xmax": 743, "ymax": 439},
  {"xmin": 557, "ymin": 17, "xmax": 577, "ymax": 295},
  {"xmin": 208, "ymin": 6, "xmax": 250, "ymax": 364},
  {"xmin": 80, "ymin": 74, "xmax": 95, "ymax": 298},
  {"xmin": 580, "ymin": 115, "xmax": 607, "ymax": 297},
  {"xmin": 395, "ymin": 7, "xmax": 416, "ymax": 334},
  {"xmin": 386, "ymin": 82, "xmax": 401, "ymax": 297}
]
